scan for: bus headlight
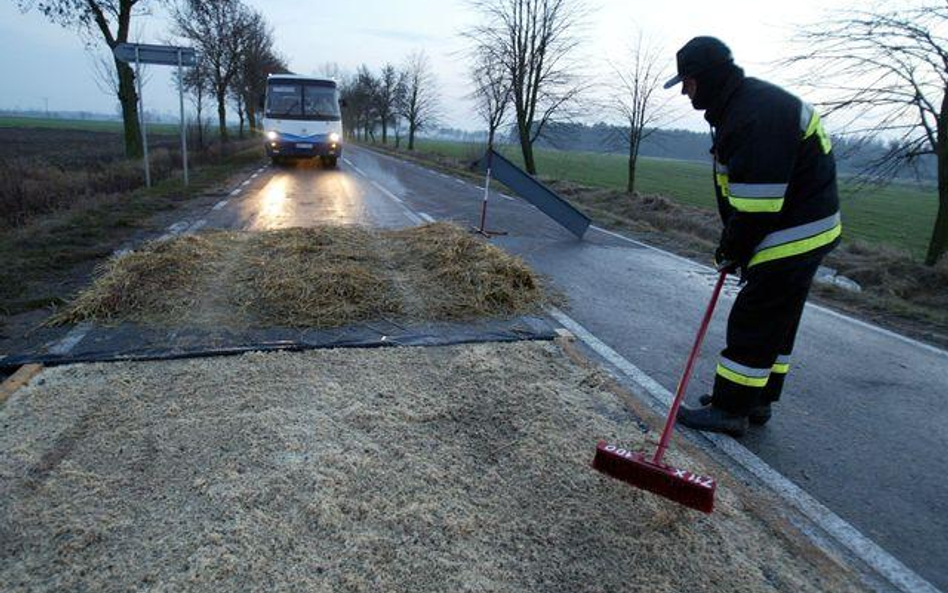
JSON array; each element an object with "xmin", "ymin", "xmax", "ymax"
[
  {"xmin": 266, "ymin": 130, "xmax": 278, "ymax": 140},
  {"xmin": 328, "ymin": 132, "xmax": 340, "ymax": 143}
]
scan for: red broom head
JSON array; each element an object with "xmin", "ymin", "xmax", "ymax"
[{"xmin": 592, "ymin": 441, "xmax": 716, "ymax": 514}]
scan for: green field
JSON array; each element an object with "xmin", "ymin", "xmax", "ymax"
[
  {"xmin": 413, "ymin": 139, "xmax": 938, "ymax": 260},
  {"xmin": 0, "ymin": 115, "xmax": 182, "ymax": 135}
]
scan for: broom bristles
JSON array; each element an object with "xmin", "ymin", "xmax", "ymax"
[{"xmin": 592, "ymin": 441, "xmax": 716, "ymax": 514}]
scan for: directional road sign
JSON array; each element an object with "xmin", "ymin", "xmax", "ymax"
[
  {"xmin": 113, "ymin": 43, "xmax": 196, "ymax": 66},
  {"xmin": 112, "ymin": 43, "xmax": 197, "ymax": 188}
]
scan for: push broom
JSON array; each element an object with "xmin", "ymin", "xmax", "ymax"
[{"xmin": 592, "ymin": 269, "xmax": 727, "ymax": 513}]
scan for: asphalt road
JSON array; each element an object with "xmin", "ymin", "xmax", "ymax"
[{"xmin": 192, "ymin": 145, "xmax": 947, "ymax": 591}]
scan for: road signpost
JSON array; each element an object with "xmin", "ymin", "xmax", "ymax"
[{"xmin": 113, "ymin": 43, "xmax": 197, "ymax": 188}]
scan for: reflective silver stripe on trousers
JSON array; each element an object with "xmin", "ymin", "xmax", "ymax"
[
  {"xmin": 800, "ymin": 102, "xmax": 815, "ymax": 133},
  {"xmin": 754, "ymin": 212, "xmax": 841, "ymax": 253},
  {"xmin": 720, "ymin": 357, "xmax": 772, "ymax": 378},
  {"xmin": 715, "ymin": 160, "xmax": 728, "ymax": 175},
  {"xmin": 775, "ymin": 354, "xmax": 791, "ymax": 364},
  {"xmin": 729, "ymin": 182, "xmax": 788, "ymax": 198}
]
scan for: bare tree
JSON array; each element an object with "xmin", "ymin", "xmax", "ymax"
[
  {"xmin": 173, "ymin": 0, "xmax": 249, "ymax": 143},
  {"xmin": 466, "ymin": 0, "xmax": 587, "ymax": 174},
  {"xmin": 180, "ymin": 52, "xmax": 210, "ymax": 149},
  {"xmin": 316, "ymin": 62, "xmax": 345, "ymax": 80},
  {"xmin": 789, "ymin": 2, "xmax": 948, "ymax": 265},
  {"xmin": 375, "ymin": 64, "xmax": 406, "ymax": 144},
  {"xmin": 231, "ymin": 9, "xmax": 286, "ymax": 134},
  {"xmin": 17, "ymin": 0, "xmax": 157, "ymax": 157},
  {"xmin": 401, "ymin": 50, "xmax": 440, "ymax": 150},
  {"xmin": 610, "ymin": 33, "xmax": 671, "ymax": 195},
  {"xmin": 357, "ymin": 65, "xmax": 380, "ymax": 141},
  {"xmin": 468, "ymin": 47, "xmax": 511, "ymax": 150}
]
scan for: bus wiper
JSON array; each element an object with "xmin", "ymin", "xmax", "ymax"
[{"xmin": 272, "ymin": 100, "xmax": 300, "ymax": 117}]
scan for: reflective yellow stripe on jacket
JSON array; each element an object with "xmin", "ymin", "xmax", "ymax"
[
  {"xmin": 728, "ymin": 182, "xmax": 786, "ymax": 213},
  {"xmin": 749, "ymin": 212, "xmax": 842, "ymax": 267},
  {"xmin": 800, "ymin": 102, "xmax": 832, "ymax": 154},
  {"xmin": 715, "ymin": 161, "xmax": 786, "ymax": 213}
]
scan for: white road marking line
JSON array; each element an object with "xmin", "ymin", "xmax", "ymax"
[
  {"xmin": 588, "ymin": 224, "xmax": 948, "ymax": 357},
  {"xmin": 112, "ymin": 247, "xmax": 131, "ymax": 257},
  {"xmin": 241, "ymin": 179, "xmax": 251, "ymax": 186},
  {"xmin": 454, "ymin": 178, "xmax": 466, "ymax": 185},
  {"xmin": 368, "ymin": 180, "xmax": 422, "ymax": 225},
  {"xmin": 343, "ymin": 158, "xmax": 368, "ymax": 177},
  {"xmin": 371, "ymin": 181, "xmax": 404, "ymax": 204},
  {"xmin": 500, "ymin": 193, "xmax": 515, "ymax": 201},
  {"xmin": 47, "ymin": 322, "xmax": 92, "ymax": 356},
  {"xmin": 230, "ymin": 188, "xmax": 242, "ymax": 197},
  {"xmin": 167, "ymin": 221, "xmax": 189, "ymax": 234},
  {"xmin": 212, "ymin": 200, "xmax": 228, "ymax": 210},
  {"xmin": 546, "ymin": 305, "xmax": 942, "ymax": 593},
  {"xmin": 187, "ymin": 219, "xmax": 206, "ymax": 233},
  {"xmin": 418, "ymin": 212, "xmax": 435, "ymax": 223},
  {"xmin": 809, "ymin": 303, "xmax": 947, "ymax": 357}
]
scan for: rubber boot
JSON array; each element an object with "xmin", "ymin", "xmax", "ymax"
[
  {"xmin": 699, "ymin": 394, "xmax": 772, "ymax": 426},
  {"xmin": 676, "ymin": 403, "xmax": 748, "ymax": 437}
]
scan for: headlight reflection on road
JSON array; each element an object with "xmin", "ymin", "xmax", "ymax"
[
  {"xmin": 326, "ymin": 171, "xmax": 362, "ymax": 221},
  {"xmin": 258, "ymin": 176, "xmax": 289, "ymax": 228}
]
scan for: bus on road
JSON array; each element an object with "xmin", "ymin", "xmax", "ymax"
[{"xmin": 261, "ymin": 74, "xmax": 343, "ymax": 167}]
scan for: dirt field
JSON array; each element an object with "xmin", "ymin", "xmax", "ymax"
[
  {"xmin": 0, "ymin": 126, "xmax": 178, "ymax": 168},
  {"xmin": 0, "ymin": 341, "xmax": 866, "ymax": 592}
]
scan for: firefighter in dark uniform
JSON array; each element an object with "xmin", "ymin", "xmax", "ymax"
[{"xmin": 665, "ymin": 37, "xmax": 842, "ymax": 436}]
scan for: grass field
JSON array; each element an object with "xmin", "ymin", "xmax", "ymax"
[
  {"xmin": 0, "ymin": 115, "xmax": 182, "ymax": 136},
  {"xmin": 413, "ymin": 139, "xmax": 938, "ymax": 260}
]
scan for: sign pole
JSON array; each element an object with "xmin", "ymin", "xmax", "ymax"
[
  {"xmin": 472, "ymin": 148, "xmax": 506, "ymax": 237},
  {"xmin": 135, "ymin": 46, "xmax": 151, "ymax": 188},
  {"xmin": 177, "ymin": 49, "xmax": 189, "ymax": 186},
  {"xmin": 113, "ymin": 43, "xmax": 196, "ymax": 189}
]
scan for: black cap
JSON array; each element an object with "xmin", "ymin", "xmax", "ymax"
[{"xmin": 663, "ymin": 36, "xmax": 733, "ymax": 89}]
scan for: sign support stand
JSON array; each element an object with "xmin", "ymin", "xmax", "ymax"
[
  {"xmin": 472, "ymin": 148, "xmax": 507, "ymax": 238},
  {"xmin": 135, "ymin": 45, "xmax": 150, "ymax": 188},
  {"xmin": 177, "ymin": 49, "xmax": 188, "ymax": 186}
]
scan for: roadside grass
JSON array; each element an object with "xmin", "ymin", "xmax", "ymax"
[
  {"xmin": 0, "ymin": 145, "xmax": 263, "ymax": 317},
  {"xmin": 410, "ymin": 139, "xmax": 938, "ymax": 260},
  {"xmin": 0, "ymin": 125, "xmax": 258, "ymax": 227}
]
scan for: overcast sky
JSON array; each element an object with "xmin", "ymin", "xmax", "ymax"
[{"xmin": 0, "ymin": 0, "xmax": 866, "ymax": 132}]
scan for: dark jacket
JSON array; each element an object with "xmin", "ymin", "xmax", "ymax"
[{"xmin": 709, "ymin": 74, "xmax": 841, "ymax": 269}]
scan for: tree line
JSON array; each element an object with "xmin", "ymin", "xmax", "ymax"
[
  {"xmin": 19, "ymin": 0, "xmax": 287, "ymax": 157},
  {"xmin": 335, "ymin": 51, "xmax": 440, "ymax": 151}
]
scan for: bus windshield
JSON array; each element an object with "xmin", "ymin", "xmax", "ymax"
[{"xmin": 266, "ymin": 81, "xmax": 340, "ymax": 121}]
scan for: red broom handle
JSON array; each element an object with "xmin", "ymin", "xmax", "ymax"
[{"xmin": 653, "ymin": 270, "xmax": 727, "ymax": 464}]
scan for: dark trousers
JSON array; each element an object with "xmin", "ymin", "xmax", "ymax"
[{"xmin": 710, "ymin": 252, "xmax": 824, "ymax": 415}]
